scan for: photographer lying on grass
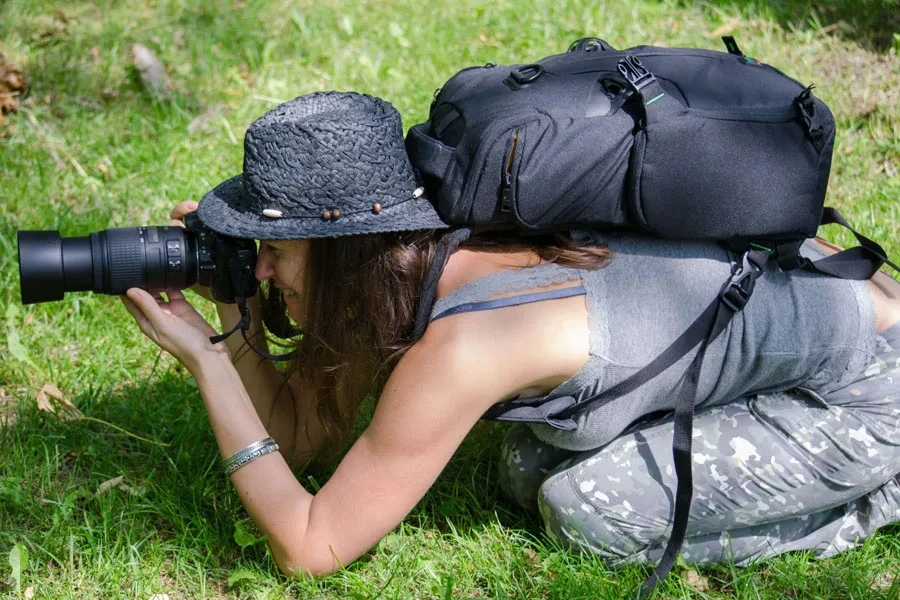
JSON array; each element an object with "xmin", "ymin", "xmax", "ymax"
[{"xmin": 122, "ymin": 91, "xmax": 900, "ymax": 577}]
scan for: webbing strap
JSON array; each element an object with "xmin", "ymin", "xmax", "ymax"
[
  {"xmin": 479, "ymin": 249, "xmax": 770, "ymax": 598},
  {"xmin": 634, "ymin": 297, "xmax": 738, "ymax": 598},
  {"xmin": 809, "ymin": 207, "xmax": 899, "ymax": 278}
]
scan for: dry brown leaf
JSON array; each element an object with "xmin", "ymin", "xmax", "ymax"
[
  {"xmin": 0, "ymin": 53, "xmax": 27, "ymax": 122},
  {"xmin": 871, "ymin": 571, "xmax": 896, "ymax": 590},
  {"xmin": 711, "ymin": 21, "xmax": 739, "ymax": 38},
  {"xmin": 0, "ymin": 387, "xmax": 16, "ymax": 428},
  {"xmin": 97, "ymin": 476, "xmax": 125, "ymax": 495},
  {"xmin": 187, "ymin": 104, "xmax": 225, "ymax": 135},
  {"xmin": 684, "ymin": 569, "xmax": 709, "ymax": 592},
  {"xmin": 132, "ymin": 43, "xmax": 169, "ymax": 99},
  {"xmin": 35, "ymin": 383, "xmax": 84, "ymax": 421},
  {"xmin": 119, "ymin": 483, "xmax": 146, "ymax": 497}
]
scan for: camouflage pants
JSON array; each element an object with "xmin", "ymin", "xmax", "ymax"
[{"xmin": 499, "ymin": 324, "xmax": 900, "ymax": 566}]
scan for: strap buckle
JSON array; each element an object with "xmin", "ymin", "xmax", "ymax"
[
  {"xmin": 795, "ymin": 84, "xmax": 825, "ymax": 149},
  {"xmin": 719, "ymin": 249, "xmax": 769, "ymax": 312},
  {"xmin": 617, "ymin": 55, "xmax": 656, "ymax": 92}
]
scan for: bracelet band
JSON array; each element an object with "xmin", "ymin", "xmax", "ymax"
[{"xmin": 222, "ymin": 437, "xmax": 279, "ymax": 476}]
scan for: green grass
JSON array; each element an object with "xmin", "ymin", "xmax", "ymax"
[{"xmin": 2, "ymin": 0, "xmax": 899, "ymax": 598}]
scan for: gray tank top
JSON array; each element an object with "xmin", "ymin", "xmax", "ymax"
[{"xmin": 429, "ymin": 232, "xmax": 877, "ymax": 451}]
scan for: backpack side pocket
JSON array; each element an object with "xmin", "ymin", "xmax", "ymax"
[{"xmin": 630, "ymin": 106, "xmax": 826, "ymax": 241}]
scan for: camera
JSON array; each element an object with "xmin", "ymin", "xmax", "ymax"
[{"xmin": 17, "ymin": 212, "xmax": 258, "ymax": 305}]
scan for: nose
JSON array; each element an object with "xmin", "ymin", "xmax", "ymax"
[{"xmin": 255, "ymin": 247, "xmax": 275, "ymax": 281}]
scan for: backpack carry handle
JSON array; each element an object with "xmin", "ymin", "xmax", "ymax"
[{"xmin": 567, "ymin": 37, "xmax": 617, "ymax": 52}]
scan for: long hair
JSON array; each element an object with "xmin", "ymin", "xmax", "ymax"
[{"xmin": 258, "ymin": 228, "xmax": 613, "ymax": 457}]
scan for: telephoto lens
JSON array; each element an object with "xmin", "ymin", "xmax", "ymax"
[{"xmin": 17, "ymin": 227, "xmax": 199, "ymax": 305}]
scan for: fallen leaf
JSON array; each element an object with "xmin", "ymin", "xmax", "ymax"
[
  {"xmin": 0, "ymin": 54, "xmax": 27, "ymax": 120},
  {"xmin": 148, "ymin": 595, "xmax": 171, "ymax": 600},
  {"xmin": 871, "ymin": 571, "xmax": 896, "ymax": 590},
  {"xmin": 35, "ymin": 383, "xmax": 84, "ymax": 421},
  {"xmin": 96, "ymin": 476, "xmax": 125, "ymax": 496},
  {"xmin": 0, "ymin": 387, "xmax": 16, "ymax": 428},
  {"xmin": 711, "ymin": 21, "xmax": 739, "ymax": 37},
  {"xmin": 24, "ymin": 586, "xmax": 34, "ymax": 599},
  {"xmin": 132, "ymin": 43, "xmax": 169, "ymax": 99},
  {"xmin": 118, "ymin": 483, "xmax": 146, "ymax": 497},
  {"xmin": 187, "ymin": 104, "xmax": 225, "ymax": 135},
  {"xmin": 684, "ymin": 569, "xmax": 709, "ymax": 592}
]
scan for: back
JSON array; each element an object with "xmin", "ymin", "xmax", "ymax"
[{"xmin": 431, "ymin": 232, "xmax": 877, "ymax": 451}]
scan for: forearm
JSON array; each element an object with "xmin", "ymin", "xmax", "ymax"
[
  {"xmin": 193, "ymin": 355, "xmax": 315, "ymax": 573},
  {"xmin": 214, "ymin": 296, "xmax": 298, "ymax": 454}
]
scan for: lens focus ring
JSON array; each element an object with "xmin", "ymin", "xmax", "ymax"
[{"xmin": 105, "ymin": 233, "xmax": 145, "ymax": 295}]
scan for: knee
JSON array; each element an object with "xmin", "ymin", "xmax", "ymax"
[
  {"xmin": 537, "ymin": 469, "xmax": 663, "ymax": 563},
  {"xmin": 498, "ymin": 424, "xmax": 552, "ymax": 513}
]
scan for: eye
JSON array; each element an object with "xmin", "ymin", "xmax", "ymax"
[{"xmin": 261, "ymin": 242, "xmax": 282, "ymax": 257}]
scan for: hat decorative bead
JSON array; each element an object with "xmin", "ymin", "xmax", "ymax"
[
  {"xmin": 262, "ymin": 209, "xmax": 283, "ymax": 218},
  {"xmin": 332, "ymin": 209, "xmax": 341, "ymax": 220},
  {"xmin": 372, "ymin": 203, "xmax": 382, "ymax": 214},
  {"xmin": 322, "ymin": 210, "xmax": 332, "ymax": 221}
]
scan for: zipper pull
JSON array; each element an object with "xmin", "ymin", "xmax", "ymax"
[
  {"xmin": 500, "ymin": 171, "xmax": 513, "ymax": 212},
  {"xmin": 499, "ymin": 130, "xmax": 519, "ymax": 213}
]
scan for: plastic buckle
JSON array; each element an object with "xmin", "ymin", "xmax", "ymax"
[
  {"xmin": 719, "ymin": 251, "xmax": 764, "ymax": 312},
  {"xmin": 617, "ymin": 55, "xmax": 655, "ymax": 92},
  {"xmin": 795, "ymin": 85, "xmax": 824, "ymax": 146}
]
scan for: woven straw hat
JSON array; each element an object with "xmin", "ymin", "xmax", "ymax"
[{"xmin": 196, "ymin": 91, "xmax": 449, "ymax": 239}]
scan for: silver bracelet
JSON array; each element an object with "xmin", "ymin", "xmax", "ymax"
[{"xmin": 222, "ymin": 437, "xmax": 279, "ymax": 476}]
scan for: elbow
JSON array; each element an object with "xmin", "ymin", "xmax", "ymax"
[{"xmin": 272, "ymin": 543, "xmax": 341, "ymax": 578}]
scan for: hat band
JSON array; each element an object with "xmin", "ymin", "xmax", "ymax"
[{"xmin": 261, "ymin": 186, "xmax": 426, "ymax": 222}]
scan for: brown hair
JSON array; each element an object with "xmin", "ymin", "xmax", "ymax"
[{"xmin": 259, "ymin": 229, "xmax": 612, "ymax": 456}]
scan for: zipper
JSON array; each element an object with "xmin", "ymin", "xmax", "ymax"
[
  {"xmin": 500, "ymin": 129, "xmax": 520, "ymax": 213},
  {"xmin": 455, "ymin": 117, "xmax": 520, "ymax": 222}
]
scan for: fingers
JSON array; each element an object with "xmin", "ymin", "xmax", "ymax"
[
  {"xmin": 126, "ymin": 288, "xmax": 166, "ymax": 318},
  {"xmin": 121, "ymin": 293, "xmax": 158, "ymax": 342},
  {"xmin": 169, "ymin": 200, "xmax": 199, "ymax": 224}
]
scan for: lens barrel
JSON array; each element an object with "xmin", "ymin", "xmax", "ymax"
[{"xmin": 17, "ymin": 227, "xmax": 199, "ymax": 305}]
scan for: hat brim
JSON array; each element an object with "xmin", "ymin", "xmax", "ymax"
[{"xmin": 196, "ymin": 175, "xmax": 451, "ymax": 240}]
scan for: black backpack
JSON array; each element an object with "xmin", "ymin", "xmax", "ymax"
[{"xmin": 406, "ymin": 36, "xmax": 898, "ymax": 596}]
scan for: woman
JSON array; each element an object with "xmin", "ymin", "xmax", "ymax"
[{"xmin": 122, "ymin": 91, "xmax": 900, "ymax": 577}]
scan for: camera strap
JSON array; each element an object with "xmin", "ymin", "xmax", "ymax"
[{"xmin": 208, "ymin": 297, "xmax": 297, "ymax": 362}]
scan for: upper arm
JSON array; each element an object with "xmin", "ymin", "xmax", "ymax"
[{"xmin": 284, "ymin": 325, "xmax": 518, "ymax": 574}]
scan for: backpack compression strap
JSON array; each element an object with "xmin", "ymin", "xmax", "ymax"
[{"xmin": 775, "ymin": 207, "xmax": 899, "ymax": 279}]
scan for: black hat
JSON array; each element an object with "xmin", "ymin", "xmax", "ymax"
[{"xmin": 196, "ymin": 91, "xmax": 450, "ymax": 239}]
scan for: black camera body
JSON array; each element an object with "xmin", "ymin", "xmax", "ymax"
[{"xmin": 17, "ymin": 212, "xmax": 258, "ymax": 305}]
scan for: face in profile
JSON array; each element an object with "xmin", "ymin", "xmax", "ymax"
[{"xmin": 255, "ymin": 239, "xmax": 311, "ymax": 321}]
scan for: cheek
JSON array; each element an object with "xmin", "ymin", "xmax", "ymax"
[{"xmin": 279, "ymin": 260, "xmax": 305, "ymax": 293}]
